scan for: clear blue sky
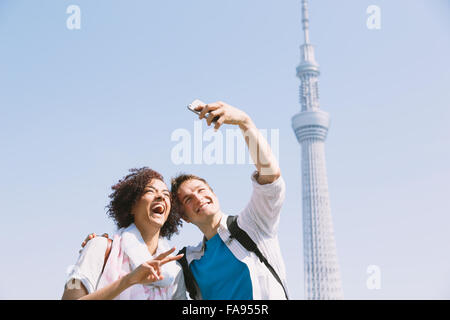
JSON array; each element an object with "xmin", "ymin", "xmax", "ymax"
[{"xmin": 0, "ymin": 0, "xmax": 449, "ymax": 299}]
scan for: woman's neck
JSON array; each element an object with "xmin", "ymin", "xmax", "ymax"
[{"xmin": 135, "ymin": 223, "xmax": 160, "ymax": 255}]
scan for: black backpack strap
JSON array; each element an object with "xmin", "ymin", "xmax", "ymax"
[
  {"xmin": 177, "ymin": 247, "xmax": 198, "ymax": 300},
  {"xmin": 227, "ymin": 215, "xmax": 289, "ymax": 300}
]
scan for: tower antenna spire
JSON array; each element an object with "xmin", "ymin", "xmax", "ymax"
[{"xmin": 302, "ymin": 0, "xmax": 310, "ymax": 44}]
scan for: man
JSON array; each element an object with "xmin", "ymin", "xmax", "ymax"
[{"xmin": 171, "ymin": 101, "xmax": 289, "ymax": 300}]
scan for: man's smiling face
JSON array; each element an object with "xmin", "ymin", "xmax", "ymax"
[{"xmin": 176, "ymin": 179, "xmax": 220, "ymax": 225}]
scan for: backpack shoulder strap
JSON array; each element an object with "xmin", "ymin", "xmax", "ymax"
[
  {"xmin": 177, "ymin": 247, "xmax": 198, "ymax": 300},
  {"xmin": 227, "ymin": 215, "xmax": 289, "ymax": 299},
  {"xmin": 101, "ymin": 238, "xmax": 113, "ymax": 273}
]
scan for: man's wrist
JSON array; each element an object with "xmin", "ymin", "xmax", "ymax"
[{"xmin": 238, "ymin": 114, "xmax": 254, "ymax": 131}]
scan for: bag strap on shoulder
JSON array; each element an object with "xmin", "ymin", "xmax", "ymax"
[
  {"xmin": 102, "ymin": 238, "xmax": 113, "ymax": 273},
  {"xmin": 177, "ymin": 247, "xmax": 198, "ymax": 300},
  {"xmin": 227, "ymin": 215, "xmax": 289, "ymax": 299},
  {"xmin": 177, "ymin": 215, "xmax": 289, "ymax": 300}
]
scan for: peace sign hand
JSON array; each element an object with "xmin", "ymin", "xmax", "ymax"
[{"xmin": 126, "ymin": 247, "xmax": 184, "ymax": 286}]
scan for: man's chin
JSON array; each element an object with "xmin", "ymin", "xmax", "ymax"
[{"xmin": 197, "ymin": 207, "xmax": 220, "ymax": 218}]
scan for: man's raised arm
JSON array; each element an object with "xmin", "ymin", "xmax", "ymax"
[{"xmin": 195, "ymin": 101, "xmax": 281, "ymax": 185}]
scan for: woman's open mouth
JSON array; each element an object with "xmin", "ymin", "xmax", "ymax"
[{"xmin": 151, "ymin": 203, "xmax": 166, "ymax": 215}]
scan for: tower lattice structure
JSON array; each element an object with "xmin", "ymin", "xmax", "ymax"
[{"xmin": 291, "ymin": 0, "xmax": 344, "ymax": 300}]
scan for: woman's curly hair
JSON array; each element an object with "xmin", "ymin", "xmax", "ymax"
[{"xmin": 106, "ymin": 167, "xmax": 182, "ymax": 239}]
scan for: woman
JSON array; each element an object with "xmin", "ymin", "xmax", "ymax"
[{"xmin": 62, "ymin": 167, "xmax": 186, "ymax": 300}]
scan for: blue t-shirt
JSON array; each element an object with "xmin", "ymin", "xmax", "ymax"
[{"xmin": 190, "ymin": 233, "xmax": 253, "ymax": 300}]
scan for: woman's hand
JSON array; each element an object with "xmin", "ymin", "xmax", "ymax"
[
  {"xmin": 125, "ymin": 247, "xmax": 184, "ymax": 286},
  {"xmin": 75, "ymin": 248, "xmax": 182, "ymax": 300}
]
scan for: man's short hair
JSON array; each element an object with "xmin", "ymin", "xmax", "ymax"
[{"xmin": 170, "ymin": 173, "xmax": 213, "ymax": 218}]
